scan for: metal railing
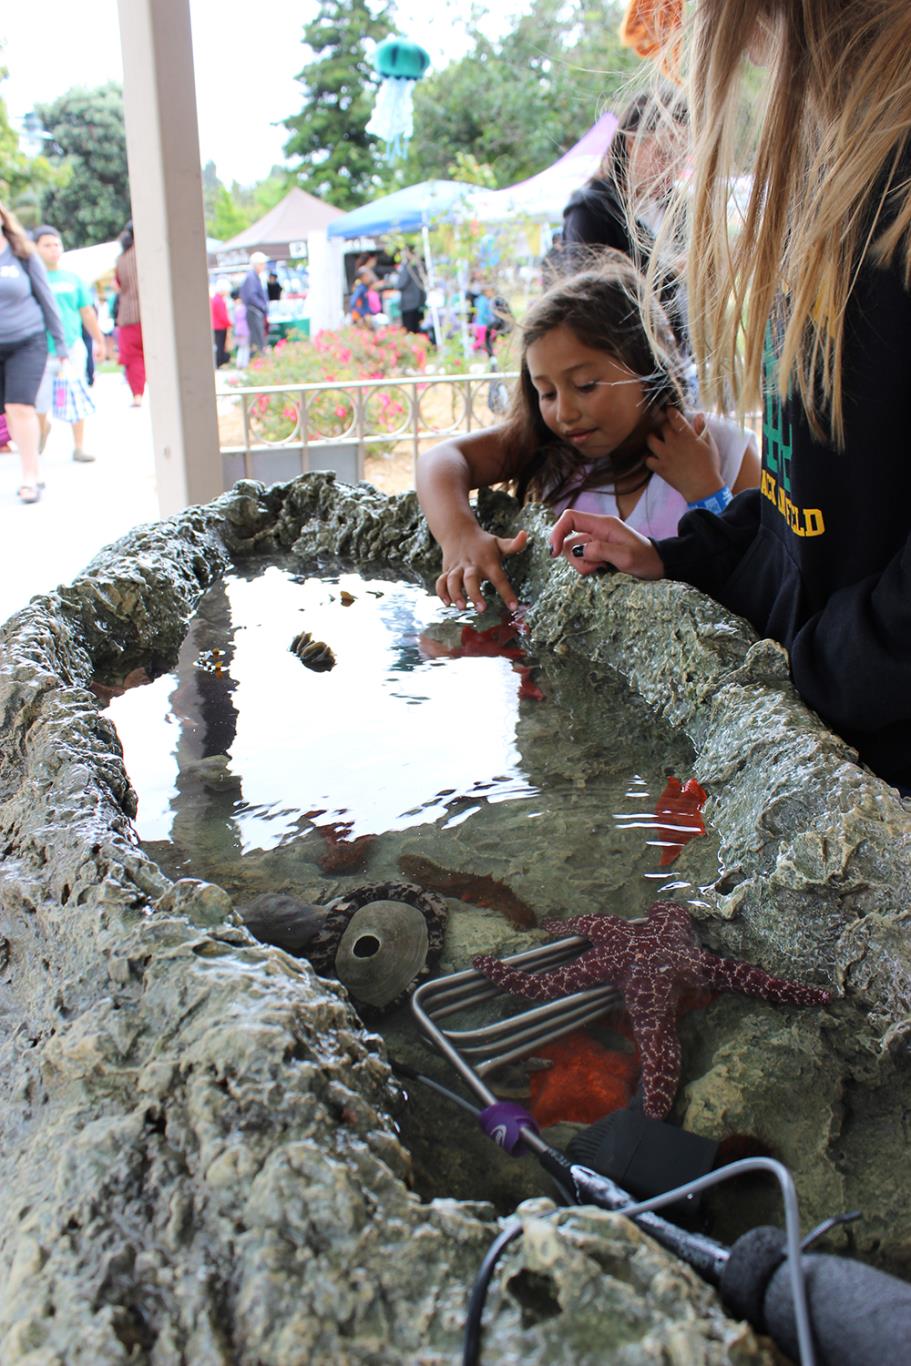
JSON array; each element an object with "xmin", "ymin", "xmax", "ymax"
[
  {"xmin": 219, "ymin": 370, "xmax": 519, "ymax": 485},
  {"xmin": 218, "ymin": 371, "xmax": 763, "ymax": 489}
]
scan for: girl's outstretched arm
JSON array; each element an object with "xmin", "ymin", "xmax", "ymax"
[
  {"xmin": 417, "ymin": 427, "xmax": 529, "ymax": 612},
  {"xmin": 550, "ymin": 508, "xmax": 664, "ymax": 579}
]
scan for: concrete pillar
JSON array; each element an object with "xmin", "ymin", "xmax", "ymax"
[
  {"xmin": 118, "ymin": 0, "xmax": 221, "ymax": 514},
  {"xmin": 307, "ymin": 231, "xmax": 346, "ymax": 333}
]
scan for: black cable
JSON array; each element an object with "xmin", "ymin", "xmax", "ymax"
[
  {"xmin": 390, "ymin": 1058, "xmax": 574, "ymax": 1205},
  {"xmin": 388, "ymin": 1057, "xmax": 482, "ymax": 1117},
  {"xmin": 463, "ymin": 1223, "xmax": 524, "ymax": 1366}
]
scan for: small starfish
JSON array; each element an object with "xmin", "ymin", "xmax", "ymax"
[{"xmin": 473, "ymin": 901, "xmax": 832, "ymax": 1119}]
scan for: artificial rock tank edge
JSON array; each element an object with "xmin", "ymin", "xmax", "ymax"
[{"xmin": 0, "ymin": 471, "xmax": 908, "ymax": 1364}]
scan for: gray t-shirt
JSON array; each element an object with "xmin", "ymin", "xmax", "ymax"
[{"xmin": 0, "ymin": 242, "xmax": 67, "ymax": 353}]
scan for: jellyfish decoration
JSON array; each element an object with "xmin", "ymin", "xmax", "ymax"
[{"xmin": 366, "ymin": 36, "xmax": 431, "ymax": 161}]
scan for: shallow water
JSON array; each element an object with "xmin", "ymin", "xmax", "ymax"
[
  {"xmin": 106, "ymin": 560, "xmax": 720, "ymax": 926},
  {"xmin": 105, "ymin": 560, "xmax": 725, "ymax": 1212},
  {"xmin": 105, "ymin": 562, "xmax": 911, "ymax": 1260}
]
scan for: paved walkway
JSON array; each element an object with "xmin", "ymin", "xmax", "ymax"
[{"xmin": 0, "ymin": 371, "xmax": 160, "ymax": 627}]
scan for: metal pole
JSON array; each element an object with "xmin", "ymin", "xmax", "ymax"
[{"xmin": 421, "ymin": 220, "xmax": 443, "ymax": 348}]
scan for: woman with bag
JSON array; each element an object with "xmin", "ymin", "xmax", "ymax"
[{"xmin": 0, "ymin": 201, "xmax": 67, "ymax": 504}]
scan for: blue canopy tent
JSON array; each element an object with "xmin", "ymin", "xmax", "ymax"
[
  {"xmin": 328, "ymin": 180, "xmax": 489, "ymax": 341},
  {"xmin": 326, "ymin": 179, "xmax": 486, "ymax": 239}
]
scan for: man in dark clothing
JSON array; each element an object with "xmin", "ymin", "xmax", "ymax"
[
  {"xmin": 394, "ymin": 248, "xmax": 427, "ymax": 333},
  {"xmin": 563, "ymin": 176, "xmax": 638, "ymax": 256},
  {"xmin": 561, "ymin": 91, "xmax": 691, "ymax": 357},
  {"xmin": 240, "ymin": 251, "xmax": 270, "ymax": 355}
]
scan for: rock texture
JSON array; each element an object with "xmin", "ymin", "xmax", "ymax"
[{"xmin": 0, "ymin": 472, "xmax": 909, "ymax": 1362}]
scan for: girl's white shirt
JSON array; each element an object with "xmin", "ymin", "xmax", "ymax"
[{"xmin": 550, "ymin": 414, "xmax": 754, "ymax": 540}]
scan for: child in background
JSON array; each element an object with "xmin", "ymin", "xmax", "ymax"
[
  {"xmin": 417, "ymin": 256, "xmax": 758, "ymax": 613},
  {"xmin": 231, "ymin": 288, "xmax": 250, "ymax": 369}
]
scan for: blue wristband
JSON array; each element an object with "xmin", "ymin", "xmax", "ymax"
[{"xmin": 687, "ymin": 485, "xmax": 733, "ymax": 515}]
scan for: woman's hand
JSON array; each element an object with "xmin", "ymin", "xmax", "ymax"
[
  {"xmin": 550, "ymin": 509, "xmax": 664, "ymax": 580},
  {"xmin": 436, "ymin": 528, "xmax": 529, "ymax": 612},
  {"xmin": 645, "ymin": 408, "xmax": 723, "ymax": 504}
]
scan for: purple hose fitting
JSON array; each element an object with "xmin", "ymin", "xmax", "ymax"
[{"xmin": 479, "ymin": 1101, "xmax": 539, "ymax": 1155}]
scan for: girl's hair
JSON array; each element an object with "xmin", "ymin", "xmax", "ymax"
[
  {"xmin": 502, "ymin": 252, "xmax": 689, "ymax": 506},
  {"xmin": 0, "ymin": 202, "xmax": 35, "ymax": 259},
  {"xmin": 658, "ymin": 0, "xmax": 911, "ymax": 445},
  {"xmin": 119, "ymin": 221, "xmax": 134, "ymax": 251}
]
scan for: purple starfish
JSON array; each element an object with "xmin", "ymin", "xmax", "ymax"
[{"xmin": 473, "ymin": 901, "xmax": 832, "ymax": 1119}]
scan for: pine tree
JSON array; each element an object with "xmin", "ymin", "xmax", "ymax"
[{"xmin": 282, "ymin": 0, "xmax": 394, "ymax": 210}]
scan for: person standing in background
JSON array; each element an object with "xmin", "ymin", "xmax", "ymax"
[
  {"xmin": 0, "ymin": 201, "xmax": 66, "ymax": 503},
  {"xmin": 393, "ymin": 246, "xmax": 427, "ymax": 334},
  {"xmin": 210, "ymin": 277, "xmax": 232, "ymax": 368},
  {"xmin": 32, "ymin": 225, "xmax": 105, "ymax": 463},
  {"xmin": 240, "ymin": 251, "xmax": 270, "ymax": 356},
  {"xmin": 231, "ymin": 288, "xmax": 250, "ymax": 369},
  {"xmin": 562, "ymin": 89, "xmax": 691, "ymax": 356},
  {"xmin": 114, "ymin": 222, "xmax": 145, "ymax": 407}
]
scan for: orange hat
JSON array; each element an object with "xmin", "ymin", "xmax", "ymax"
[{"xmin": 619, "ymin": 0, "xmax": 683, "ymax": 77}]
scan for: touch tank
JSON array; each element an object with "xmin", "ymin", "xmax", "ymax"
[{"xmin": 0, "ymin": 472, "xmax": 909, "ymax": 1363}]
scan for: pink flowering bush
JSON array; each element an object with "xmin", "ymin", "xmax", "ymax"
[{"xmin": 236, "ymin": 326, "xmax": 432, "ymax": 442}]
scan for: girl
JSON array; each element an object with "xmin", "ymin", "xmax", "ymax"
[
  {"xmin": 551, "ymin": 0, "xmax": 911, "ymax": 790},
  {"xmin": 417, "ymin": 256, "xmax": 758, "ymax": 614}
]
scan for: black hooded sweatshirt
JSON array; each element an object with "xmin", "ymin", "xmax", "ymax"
[{"xmin": 657, "ymin": 250, "xmax": 911, "ymax": 787}]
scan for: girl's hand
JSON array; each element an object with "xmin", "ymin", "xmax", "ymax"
[
  {"xmin": 550, "ymin": 509, "xmax": 664, "ymax": 580},
  {"xmin": 645, "ymin": 408, "xmax": 723, "ymax": 504},
  {"xmin": 436, "ymin": 528, "xmax": 529, "ymax": 612}
]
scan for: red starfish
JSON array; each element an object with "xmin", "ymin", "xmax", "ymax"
[
  {"xmin": 473, "ymin": 901, "xmax": 832, "ymax": 1119},
  {"xmin": 653, "ymin": 774, "xmax": 707, "ymax": 865},
  {"xmin": 418, "ymin": 612, "xmax": 545, "ymax": 700}
]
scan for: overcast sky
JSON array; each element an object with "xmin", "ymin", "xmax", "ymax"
[{"xmin": 1, "ymin": 0, "xmax": 520, "ymax": 186}]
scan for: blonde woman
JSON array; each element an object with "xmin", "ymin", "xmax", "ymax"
[
  {"xmin": 552, "ymin": 0, "xmax": 911, "ymax": 792},
  {"xmin": 0, "ymin": 202, "xmax": 67, "ymax": 503}
]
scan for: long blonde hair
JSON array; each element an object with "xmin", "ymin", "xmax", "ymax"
[
  {"xmin": 652, "ymin": 0, "xmax": 911, "ymax": 445},
  {"xmin": 0, "ymin": 201, "xmax": 35, "ymax": 260}
]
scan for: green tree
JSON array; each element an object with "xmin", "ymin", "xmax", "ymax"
[
  {"xmin": 202, "ymin": 160, "xmax": 222, "ymax": 228},
  {"xmin": 405, "ymin": 0, "xmax": 642, "ymax": 188},
  {"xmin": 208, "ymin": 183, "xmax": 252, "ymax": 240},
  {"xmin": 282, "ymin": 0, "xmax": 394, "ymax": 209},
  {"xmin": 0, "ymin": 58, "xmax": 60, "ymax": 218},
  {"xmin": 251, "ymin": 169, "xmax": 291, "ymax": 218},
  {"xmin": 36, "ymin": 83, "xmax": 130, "ymax": 245}
]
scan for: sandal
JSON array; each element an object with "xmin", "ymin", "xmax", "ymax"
[{"xmin": 17, "ymin": 484, "xmax": 41, "ymax": 504}]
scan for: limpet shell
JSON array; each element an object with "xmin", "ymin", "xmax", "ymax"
[
  {"xmin": 307, "ymin": 880, "xmax": 448, "ymax": 1014},
  {"xmin": 334, "ymin": 901, "xmax": 429, "ymax": 1008}
]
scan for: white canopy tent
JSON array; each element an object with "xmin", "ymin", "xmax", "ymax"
[
  {"xmin": 59, "ymin": 239, "xmax": 121, "ymax": 283},
  {"xmin": 467, "ymin": 111, "xmax": 618, "ymax": 225},
  {"xmin": 60, "ymin": 237, "xmax": 225, "ymax": 285}
]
